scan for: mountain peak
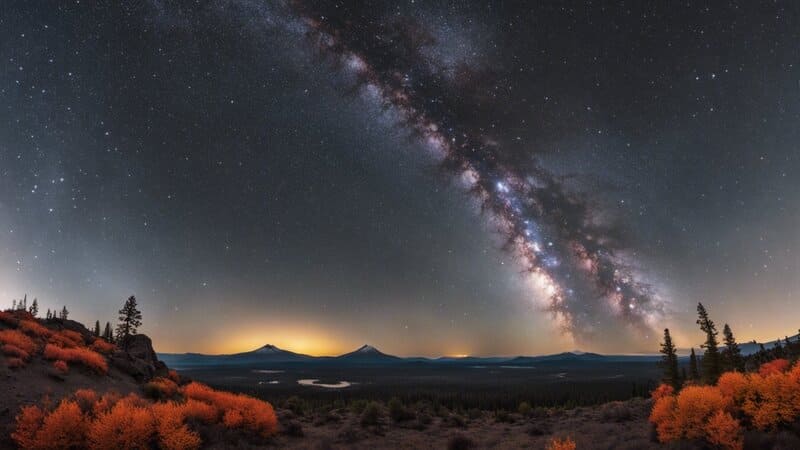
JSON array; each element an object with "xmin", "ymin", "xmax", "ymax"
[
  {"xmin": 337, "ymin": 344, "xmax": 400, "ymax": 361},
  {"xmin": 356, "ymin": 344, "xmax": 379, "ymax": 353},
  {"xmin": 253, "ymin": 344, "xmax": 286, "ymax": 354}
]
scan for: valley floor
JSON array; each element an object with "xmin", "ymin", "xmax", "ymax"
[{"xmin": 243, "ymin": 398, "xmax": 666, "ymax": 450}]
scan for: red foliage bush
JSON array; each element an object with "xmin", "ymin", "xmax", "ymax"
[
  {"xmin": 152, "ymin": 402, "xmax": 202, "ymax": 450},
  {"xmin": 49, "ymin": 330, "xmax": 84, "ymax": 348},
  {"xmin": 87, "ymin": 401, "xmax": 156, "ymax": 450},
  {"xmin": 19, "ymin": 320, "xmax": 51, "ymax": 338},
  {"xmin": 43, "ymin": 344, "xmax": 108, "ymax": 374},
  {"xmin": 3, "ymin": 344, "xmax": 31, "ymax": 360},
  {"xmin": 704, "ymin": 410, "xmax": 743, "ymax": 450},
  {"xmin": 181, "ymin": 399, "xmax": 217, "ymax": 424},
  {"xmin": 758, "ymin": 358, "xmax": 790, "ymax": 377},
  {"xmin": 144, "ymin": 377, "xmax": 179, "ymax": 399},
  {"xmin": 14, "ymin": 383, "xmax": 278, "ymax": 449},
  {"xmin": 73, "ymin": 389, "xmax": 99, "ymax": 412},
  {"xmin": 167, "ymin": 369, "xmax": 180, "ymax": 383},
  {"xmin": 547, "ymin": 437, "xmax": 577, "ymax": 450},
  {"xmin": 181, "ymin": 382, "xmax": 278, "ymax": 436},
  {"xmin": 53, "ymin": 360, "xmax": 69, "ymax": 374},
  {"xmin": 12, "ymin": 400, "xmax": 87, "ymax": 450},
  {"xmin": 0, "ymin": 310, "xmax": 18, "ymax": 326},
  {"xmin": 651, "ymin": 359, "xmax": 800, "ymax": 449},
  {"xmin": 0, "ymin": 329, "xmax": 37, "ymax": 355},
  {"xmin": 90, "ymin": 339, "xmax": 115, "ymax": 354}
]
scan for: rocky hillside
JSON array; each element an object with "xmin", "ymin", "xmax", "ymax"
[{"xmin": 0, "ymin": 310, "xmax": 170, "ymax": 447}]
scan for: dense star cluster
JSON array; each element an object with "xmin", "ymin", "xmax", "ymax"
[
  {"xmin": 1, "ymin": 1, "xmax": 799, "ymax": 355},
  {"xmin": 290, "ymin": 1, "xmax": 664, "ymax": 341}
]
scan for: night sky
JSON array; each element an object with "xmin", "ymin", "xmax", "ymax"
[{"xmin": 1, "ymin": 1, "xmax": 798, "ymax": 356}]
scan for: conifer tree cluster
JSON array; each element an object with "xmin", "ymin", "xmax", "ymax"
[{"xmin": 658, "ymin": 302, "xmax": 800, "ymax": 388}]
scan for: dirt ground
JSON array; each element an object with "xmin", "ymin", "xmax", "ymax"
[{"xmin": 237, "ymin": 399, "xmax": 668, "ymax": 450}]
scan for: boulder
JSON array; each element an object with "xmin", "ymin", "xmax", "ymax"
[{"xmin": 111, "ymin": 334, "xmax": 169, "ymax": 381}]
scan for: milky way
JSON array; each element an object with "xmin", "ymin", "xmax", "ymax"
[{"xmin": 285, "ymin": 1, "xmax": 665, "ymax": 343}]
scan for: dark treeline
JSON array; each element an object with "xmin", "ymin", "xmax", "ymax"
[{"xmin": 660, "ymin": 302, "xmax": 799, "ymax": 387}]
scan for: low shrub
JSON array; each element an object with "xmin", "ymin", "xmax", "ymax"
[
  {"xmin": 53, "ymin": 360, "xmax": 69, "ymax": 374},
  {"xmin": 19, "ymin": 320, "xmax": 51, "ymax": 338},
  {"xmin": 90, "ymin": 339, "xmax": 115, "ymax": 354},
  {"xmin": 43, "ymin": 344, "xmax": 108, "ymax": 374},
  {"xmin": 547, "ymin": 437, "xmax": 577, "ymax": 450},
  {"xmin": 143, "ymin": 377, "xmax": 179, "ymax": 400},
  {"xmin": 0, "ymin": 329, "xmax": 37, "ymax": 355},
  {"xmin": 388, "ymin": 397, "xmax": 414, "ymax": 422},
  {"xmin": 360, "ymin": 402, "xmax": 382, "ymax": 427}
]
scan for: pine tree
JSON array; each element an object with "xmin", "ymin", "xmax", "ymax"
[
  {"xmin": 774, "ymin": 339, "xmax": 784, "ymax": 359},
  {"xmin": 46, "ymin": 309, "xmax": 51, "ymax": 320},
  {"xmin": 94, "ymin": 320, "xmax": 101, "ymax": 337},
  {"xmin": 721, "ymin": 323, "xmax": 742, "ymax": 371},
  {"xmin": 103, "ymin": 322, "xmax": 113, "ymax": 343},
  {"xmin": 115, "ymin": 296, "xmax": 142, "ymax": 343},
  {"xmin": 59, "ymin": 306, "xmax": 69, "ymax": 320},
  {"xmin": 696, "ymin": 303, "xmax": 721, "ymax": 383},
  {"xmin": 689, "ymin": 347, "xmax": 700, "ymax": 380},
  {"xmin": 12, "ymin": 299, "xmax": 16, "ymax": 310},
  {"xmin": 21, "ymin": 294, "xmax": 27, "ymax": 311},
  {"xmin": 659, "ymin": 328, "xmax": 680, "ymax": 389},
  {"xmin": 29, "ymin": 298, "xmax": 38, "ymax": 317}
]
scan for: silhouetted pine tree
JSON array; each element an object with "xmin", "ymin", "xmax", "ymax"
[
  {"xmin": 659, "ymin": 328, "xmax": 680, "ymax": 389},
  {"xmin": 94, "ymin": 320, "xmax": 101, "ymax": 337},
  {"xmin": 721, "ymin": 323, "xmax": 743, "ymax": 371},
  {"xmin": 696, "ymin": 303, "xmax": 721, "ymax": 383},
  {"xmin": 46, "ymin": 309, "xmax": 51, "ymax": 319},
  {"xmin": 59, "ymin": 306, "xmax": 69, "ymax": 320},
  {"xmin": 689, "ymin": 348, "xmax": 700, "ymax": 380},
  {"xmin": 29, "ymin": 298, "xmax": 38, "ymax": 317},
  {"xmin": 115, "ymin": 296, "xmax": 142, "ymax": 343},
  {"xmin": 103, "ymin": 322, "xmax": 113, "ymax": 343},
  {"xmin": 773, "ymin": 339, "xmax": 784, "ymax": 359}
]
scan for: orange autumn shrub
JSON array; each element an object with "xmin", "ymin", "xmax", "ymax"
[
  {"xmin": 0, "ymin": 310, "xmax": 18, "ymax": 326},
  {"xmin": 53, "ymin": 360, "xmax": 69, "ymax": 374},
  {"xmin": 87, "ymin": 400, "xmax": 156, "ymax": 450},
  {"xmin": 19, "ymin": 320, "xmax": 51, "ymax": 338},
  {"xmin": 704, "ymin": 410, "xmax": 743, "ymax": 450},
  {"xmin": 12, "ymin": 400, "xmax": 88, "ymax": 450},
  {"xmin": 0, "ymin": 329, "xmax": 37, "ymax": 354},
  {"xmin": 649, "ymin": 394, "xmax": 680, "ymax": 442},
  {"xmin": 650, "ymin": 383, "xmax": 674, "ymax": 401},
  {"xmin": 167, "ymin": 369, "xmax": 180, "ymax": 383},
  {"xmin": 11, "ymin": 405, "xmax": 44, "ymax": 449},
  {"xmin": 547, "ymin": 437, "xmax": 577, "ymax": 450},
  {"xmin": 90, "ymin": 339, "xmax": 115, "ymax": 353},
  {"xmin": 758, "ymin": 358, "xmax": 790, "ymax": 377},
  {"xmin": 742, "ymin": 368, "xmax": 800, "ymax": 429},
  {"xmin": 73, "ymin": 389, "xmax": 99, "ymax": 412},
  {"xmin": 92, "ymin": 392, "xmax": 123, "ymax": 416},
  {"xmin": 3, "ymin": 343, "xmax": 30, "ymax": 360},
  {"xmin": 652, "ymin": 359, "xmax": 800, "ymax": 447},
  {"xmin": 182, "ymin": 399, "xmax": 217, "ymax": 423},
  {"xmin": 181, "ymin": 382, "xmax": 278, "ymax": 436},
  {"xmin": 144, "ymin": 377, "xmax": 180, "ymax": 399},
  {"xmin": 674, "ymin": 385, "xmax": 731, "ymax": 439},
  {"xmin": 152, "ymin": 402, "xmax": 201, "ymax": 450},
  {"xmin": 717, "ymin": 371, "xmax": 750, "ymax": 403},
  {"xmin": 44, "ymin": 344, "xmax": 108, "ymax": 374},
  {"xmin": 49, "ymin": 330, "xmax": 84, "ymax": 348},
  {"xmin": 15, "ymin": 384, "xmax": 279, "ymax": 449}
]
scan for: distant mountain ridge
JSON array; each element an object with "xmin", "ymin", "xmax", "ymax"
[{"xmin": 158, "ymin": 345, "xmax": 665, "ymax": 368}]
